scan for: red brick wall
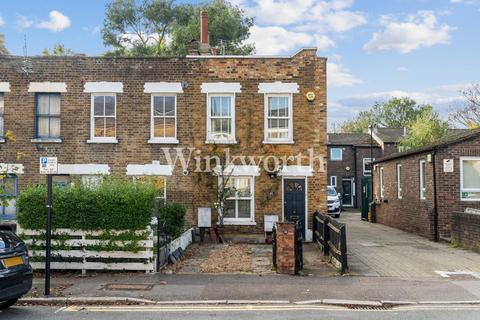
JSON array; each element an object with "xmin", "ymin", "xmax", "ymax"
[
  {"xmin": 275, "ymin": 222, "xmax": 296, "ymax": 274},
  {"xmin": 373, "ymin": 136, "xmax": 480, "ymax": 240},
  {"xmin": 451, "ymin": 212, "xmax": 480, "ymax": 252},
  {"xmin": 0, "ymin": 49, "xmax": 327, "ymax": 235}
]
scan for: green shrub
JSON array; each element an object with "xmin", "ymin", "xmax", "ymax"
[
  {"xmin": 17, "ymin": 177, "xmax": 157, "ymax": 231},
  {"xmin": 158, "ymin": 203, "xmax": 186, "ymax": 238}
]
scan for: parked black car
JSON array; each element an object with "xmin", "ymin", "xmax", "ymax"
[{"xmin": 0, "ymin": 226, "xmax": 33, "ymax": 309}]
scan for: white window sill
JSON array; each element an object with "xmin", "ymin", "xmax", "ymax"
[
  {"xmin": 0, "ymin": 138, "xmax": 5, "ymax": 143},
  {"xmin": 221, "ymin": 220, "xmax": 257, "ymax": 226},
  {"xmin": 148, "ymin": 138, "xmax": 179, "ymax": 144},
  {"xmin": 263, "ymin": 140, "xmax": 295, "ymax": 145},
  {"xmin": 87, "ymin": 138, "xmax": 118, "ymax": 144},
  {"xmin": 31, "ymin": 138, "xmax": 62, "ymax": 143},
  {"xmin": 205, "ymin": 140, "xmax": 237, "ymax": 145}
]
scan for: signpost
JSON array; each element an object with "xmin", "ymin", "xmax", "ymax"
[{"xmin": 39, "ymin": 157, "xmax": 58, "ymax": 296}]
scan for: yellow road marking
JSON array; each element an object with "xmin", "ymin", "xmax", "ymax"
[{"xmin": 61, "ymin": 304, "xmax": 480, "ymax": 313}]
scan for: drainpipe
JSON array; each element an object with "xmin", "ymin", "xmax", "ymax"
[
  {"xmin": 432, "ymin": 150, "xmax": 439, "ymax": 242},
  {"xmin": 353, "ymin": 145, "xmax": 358, "ymax": 208}
]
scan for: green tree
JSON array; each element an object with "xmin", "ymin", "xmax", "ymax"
[
  {"xmin": 398, "ymin": 106, "xmax": 449, "ymax": 150},
  {"xmin": 340, "ymin": 97, "xmax": 430, "ymax": 133},
  {"xmin": 42, "ymin": 44, "xmax": 76, "ymax": 56},
  {"xmin": 101, "ymin": 0, "xmax": 254, "ymax": 57},
  {"xmin": 449, "ymin": 84, "xmax": 480, "ymax": 129},
  {"xmin": 170, "ymin": 0, "xmax": 254, "ymax": 56}
]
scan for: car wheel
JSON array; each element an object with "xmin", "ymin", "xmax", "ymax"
[{"xmin": 0, "ymin": 298, "xmax": 19, "ymax": 310}]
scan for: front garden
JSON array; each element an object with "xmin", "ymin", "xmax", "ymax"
[{"xmin": 16, "ymin": 177, "xmax": 188, "ymax": 273}]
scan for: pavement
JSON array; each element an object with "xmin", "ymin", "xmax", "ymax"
[
  {"xmin": 342, "ymin": 211, "xmax": 480, "ymax": 277},
  {"xmin": 16, "ymin": 210, "xmax": 480, "ymax": 305}
]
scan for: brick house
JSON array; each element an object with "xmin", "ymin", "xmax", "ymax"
[
  {"xmin": 372, "ymin": 129, "xmax": 480, "ymax": 241},
  {"xmin": 327, "ymin": 128, "xmax": 404, "ymax": 209},
  {"xmin": 0, "ymin": 17, "xmax": 327, "ymax": 241}
]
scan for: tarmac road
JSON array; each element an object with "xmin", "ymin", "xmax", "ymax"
[{"xmin": 3, "ymin": 304, "xmax": 480, "ymax": 320}]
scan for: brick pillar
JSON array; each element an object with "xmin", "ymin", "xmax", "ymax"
[{"xmin": 275, "ymin": 222, "xmax": 296, "ymax": 275}]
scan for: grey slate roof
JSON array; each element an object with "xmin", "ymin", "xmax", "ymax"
[
  {"xmin": 327, "ymin": 133, "xmax": 379, "ymax": 146},
  {"xmin": 374, "ymin": 128, "xmax": 480, "ymax": 163},
  {"xmin": 374, "ymin": 128, "xmax": 406, "ymax": 143}
]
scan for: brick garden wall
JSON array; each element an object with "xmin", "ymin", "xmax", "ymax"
[
  {"xmin": 451, "ymin": 212, "xmax": 480, "ymax": 253},
  {"xmin": 0, "ymin": 49, "xmax": 327, "ymax": 235}
]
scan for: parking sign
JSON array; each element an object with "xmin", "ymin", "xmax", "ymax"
[{"xmin": 39, "ymin": 157, "xmax": 58, "ymax": 174}]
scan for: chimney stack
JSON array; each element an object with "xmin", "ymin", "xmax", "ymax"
[
  {"xmin": 199, "ymin": 10, "xmax": 211, "ymax": 55},
  {"xmin": 0, "ymin": 34, "xmax": 8, "ymax": 55},
  {"xmin": 200, "ymin": 10, "xmax": 209, "ymax": 45}
]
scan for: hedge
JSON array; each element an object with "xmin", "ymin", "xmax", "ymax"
[
  {"xmin": 17, "ymin": 178, "xmax": 157, "ymax": 231},
  {"xmin": 158, "ymin": 203, "xmax": 186, "ymax": 239}
]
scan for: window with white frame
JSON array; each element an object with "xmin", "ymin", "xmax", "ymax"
[
  {"xmin": 363, "ymin": 158, "xmax": 374, "ymax": 176},
  {"xmin": 223, "ymin": 176, "xmax": 254, "ymax": 223},
  {"xmin": 330, "ymin": 176, "xmax": 337, "ymax": 187},
  {"xmin": 0, "ymin": 94, "xmax": 4, "ymax": 139},
  {"xmin": 207, "ymin": 94, "xmax": 235, "ymax": 142},
  {"xmin": 380, "ymin": 167, "xmax": 384, "ymax": 198},
  {"xmin": 397, "ymin": 164, "xmax": 402, "ymax": 199},
  {"xmin": 151, "ymin": 95, "xmax": 177, "ymax": 143},
  {"xmin": 265, "ymin": 94, "xmax": 292, "ymax": 142},
  {"xmin": 419, "ymin": 160, "xmax": 426, "ymax": 199},
  {"xmin": 460, "ymin": 157, "xmax": 480, "ymax": 201},
  {"xmin": 330, "ymin": 148, "xmax": 342, "ymax": 161},
  {"xmin": 91, "ymin": 94, "xmax": 116, "ymax": 142},
  {"xmin": 36, "ymin": 93, "xmax": 61, "ymax": 139}
]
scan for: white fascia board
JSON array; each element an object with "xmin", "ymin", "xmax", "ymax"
[
  {"xmin": 126, "ymin": 164, "xmax": 173, "ymax": 176},
  {"xmin": 144, "ymin": 82, "xmax": 183, "ymax": 93},
  {"xmin": 84, "ymin": 82, "xmax": 123, "ymax": 93},
  {"xmin": 0, "ymin": 82, "xmax": 11, "ymax": 92},
  {"xmin": 280, "ymin": 165, "xmax": 313, "ymax": 177},
  {"xmin": 0, "ymin": 163, "xmax": 24, "ymax": 174},
  {"xmin": 258, "ymin": 82, "xmax": 299, "ymax": 94},
  {"xmin": 57, "ymin": 164, "xmax": 110, "ymax": 175},
  {"xmin": 28, "ymin": 82, "xmax": 67, "ymax": 93},
  {"xmin": 216, "ymin": 165, "xmax": 260, "ymax": 177},
  {"xmin": 201, "ymin": 82, "xmax": 241, "ymax": 93}
]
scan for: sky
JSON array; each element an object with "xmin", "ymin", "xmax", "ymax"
[{"xmin": 0, "ymin": 0, "xmax": 479, "ymax": 129}]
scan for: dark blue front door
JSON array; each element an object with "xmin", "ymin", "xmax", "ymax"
[{"xmin": 283, "ymin": 179, "xmax": 306, "ymax": 238}]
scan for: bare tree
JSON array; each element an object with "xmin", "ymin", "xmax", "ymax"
[
  {"xmin": 449, "ymin": 84, "xmax": 480, "ymax": 128},
  {"xmin": 0, "ymin": 33, "xmax": 9, "ymax": 55}
]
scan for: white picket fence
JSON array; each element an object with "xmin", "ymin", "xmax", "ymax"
[{"xmin": 17, "ymin": 226, "xmax": 155, "ymax": 273}]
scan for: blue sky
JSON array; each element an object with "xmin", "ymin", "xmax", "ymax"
[{"xmin": 1, "ymin": 0, "xmax": 479, "ymax": 127}]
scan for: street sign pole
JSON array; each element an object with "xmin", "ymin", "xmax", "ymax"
[
  {"xmin": 45, "ymin": 174, "xmax": 53, "ymax": 296},
  {"xmin": 39, "ymin": 156, "xmax": 57, "ymax": 297}
]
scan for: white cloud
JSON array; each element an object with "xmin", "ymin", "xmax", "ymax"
[
  {"xmin": 0, "ymin": 16, "xmax": 4, "ymax": 27},
  {"xmin": 248, "ymin": 26, "xmax": 334, "ymax": 55},
  {"xmin": 396, "ymin": 66, "xmax": 408, "ymax": 72},
  {"xmin": 327, "ymin": 62, "xmax": 362, "ymax": 87},
  {"xmin": 16, "ymin": 15, "xmax": 33, "ymax": 29},
  {"xmin": 363, "ymin": 11, "xmax": 453, "ymax": 54},
  {"xmin": 237, "ymin": 0, "xmax": 365, "ymax": 55},
  {"xmin": 328, "ymin": 83, "xmax": 469, "ymax": 125},
  {"xmin": 36, "ymin": 10, "xmax": 71, "ymax": 32}
]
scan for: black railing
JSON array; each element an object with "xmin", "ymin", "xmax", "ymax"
[
  {"xmin": 312, "ymin": 211, "xmax": 348, "ymax": 274},
  {"xmin": 272, "ymin": 225, "xmax": 277, "ymax": 269}
]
